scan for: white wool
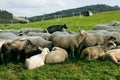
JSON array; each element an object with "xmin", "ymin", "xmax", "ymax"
[
  {"xmin": 46, "ymin": 47, "xmax": 68, "ymax": 64},
  {"xmin": 25, "ymin": 48, "xmax": 49, "ymax": 69}
]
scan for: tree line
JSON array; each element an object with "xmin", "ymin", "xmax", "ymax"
[
  {"xmin": 29, "ymin": 4, "xmax": 120, "ymax": 22},
  {"xmin": 0, "ymin": 10, "xmax": 13, "ymax": 19},
  {"xmin": 0, "ymin": 10, "xmax": 13, "ymax": 24}
]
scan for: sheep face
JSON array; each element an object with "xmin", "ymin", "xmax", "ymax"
[
  {"xmin": 52, "ymin": 47, "xmax": 60, "ymax": 51},
  {"xmin": 42, "ymin": 48, "xmax": 50, "ymax": 55},
  {"xmin": 106, "ymin": 41, "xmax": 116, "ymax": 50}
]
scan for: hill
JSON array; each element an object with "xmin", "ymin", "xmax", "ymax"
[{"xmin": 29, "ymin": 4, "xmax": 120, "ymax": 22}]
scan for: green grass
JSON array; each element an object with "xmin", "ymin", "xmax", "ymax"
[
  {"xmin": 1, "ymin": 10, "xmax": 120, "ymax": 80},
  {"xmin": 1, "ymin": 10, "xmax": 120, "ymax": 32}
]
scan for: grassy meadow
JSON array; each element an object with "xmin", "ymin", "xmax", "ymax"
[{"xmin": 0, "ymin": 10, "xmax": 120, "ymax": 80}]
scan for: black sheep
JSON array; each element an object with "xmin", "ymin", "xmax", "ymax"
[
  {"xmin": 47, "ymin": 24, "xmax": 68, "ymax": 34},
  {"xmin": 1, "ymin": 39, "xmax": 41, "ymax": 65}
]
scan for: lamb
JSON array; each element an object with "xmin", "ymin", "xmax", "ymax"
[
  {"xmin": 47, "ymin": 24, "xmax": 68, "ymax": 34},
  {"xmin": 101, "ymin": 49, "xmax": 120, "ymax": 64},
  {"xmin": 1, "ymin": 39, "xmax": 41, "ymax": 65},
  {"xmin": 80, "ymin": 40, "xmax": 116, "ymax": 60},
  {"xmin": 45, "ymin": 47, "xmax": 68, "ymax": 64},
  {"xmin": 53, "ymin": 30, "xmax": 87, "ymax": 58},
  {"xmin": 25, "ymin": 48, "xmax": 49, "ymax": 69}
]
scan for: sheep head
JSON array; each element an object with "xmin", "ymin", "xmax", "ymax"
[
  {"xmin": 77, "ymin": 30, "xmax": 87, "ymax": 45},
  {"xmin": 42, "ymin": 48, "xmax": 50, "ymax": 55},
  {"xmin": 52, "ymin": 47, "xmax": 60, "ymax": 51},
  {"xmin": 106, "ymin": 40, "xmax": 116, "ymax": 50}
]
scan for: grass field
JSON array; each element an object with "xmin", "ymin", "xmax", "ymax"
[{"xmin": 0, "ymin": 10, "xmax": 120, "ymax": 80}]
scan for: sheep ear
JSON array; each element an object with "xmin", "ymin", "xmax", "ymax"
[{"xmin": 80, "ymin": 30, "xmax": 87, "ymax": 36}]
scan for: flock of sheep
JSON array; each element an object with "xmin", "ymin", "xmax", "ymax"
[{"xmin": 0, "ymin": 21, "xmax": 120, "ymax": 69}]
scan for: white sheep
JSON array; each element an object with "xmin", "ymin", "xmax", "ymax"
[
  {"xmin": 45, "ymin": 47, "xmax": 68, "ymax": 64},
  {"xmin": 25, "ymin": 48, "xmax": 50, "ymax": 69},
  {"xmin": 80, "ymin": 40, "xmax": 116, "ymax": 60},
  {"xmin": 101, "ymin": 49, "xmax": 120, "ymax": 64},
  {"xmin": 53, "ymin": 30, "xmax": 87, "ymax": 58}
]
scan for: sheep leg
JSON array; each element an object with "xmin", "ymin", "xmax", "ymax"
[
  {"xmin": 110, "ymin": 56, "xmax": 118, "ymax": 64},
  {"xmin": 71, "ymin": 47, "xmax": 75, "ymax": 58}
]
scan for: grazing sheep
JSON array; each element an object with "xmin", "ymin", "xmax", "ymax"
[
  {"xmin": 25, "ymin": 48, "xmax": 49, "ymax": 69},
  {"xmin": 101, "ymin": 49, "xmax": 120, "ymax": 64},
  {"xmin": 26, "ymin": 32, "xmax": 51, "ymax": 40},
  {"xmin": 47, "ymin": 24, "xmax": 68, "ymax": 34},
  {"xmin": 80, "ymin": 40, "xmax": 116, "ymax": 60},
  {"xmin": 78, "ymin": 32, "xmax": 116, "ymax": 54},
  {"xmin": 53, "ymin": 30, "xmax": 87, "ymax": 58},
  {"xmin": 0, "ymin": 39, "xmax": 12, "ymax": 64},
  {"xmin": 1, "ymin": 39, "xmax": 41, "ymax": 65},
  {"xmin": 49, "ymin": 31, "xmax": 69, "ymax": 41},
  {"xmin": 45, "ymin": 47, "xmax": 68, "ymax": 64},
  {"xmin": 22, "ymin": 36, "xmax": 52, "ymax": 49},
  {"xmin": 0, "ymin": 32, "xmax": 19, "ymax": 40},
  {"xmin": 19, "ymin": 28, "xmax": 47, "ymax": 34}
]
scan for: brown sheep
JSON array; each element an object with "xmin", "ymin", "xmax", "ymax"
[
  {"xmin": 80, "ymin": 40, "xmax": 116, "ymax": 60},
  {"xmin": 101, "ymin": 49, "xmax": 120, "ymax": 64},
  {"xmin": 53, "ymin": 30, "xmax": 87, "ymax": 58}
]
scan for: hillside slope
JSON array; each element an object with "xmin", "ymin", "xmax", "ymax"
[{"xmin": 29, "ymin": 4, "xmax": 120, "ymax": 22}]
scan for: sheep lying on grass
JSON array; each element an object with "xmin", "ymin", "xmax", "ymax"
[
  {"xmin": 101, "ymin": 49, "xmax": 120, "ymax": 64},
  {"xmin": 45, "ymin": 47, "xmax": 68, "ymax": 64},
  {"xmin": 53, "ymin": 30, "xmax": 87, "ymax": 58},
  {"xmin": 80, "ymin": 40, "xmax": 116, "ymax": 60},
  {"xmin": 47, "ymin": 24, "xmax": 68, "ymax": 34},
  {"xmin": 25, "ymin": 48, "xmax": 49, "ymax": 69}
]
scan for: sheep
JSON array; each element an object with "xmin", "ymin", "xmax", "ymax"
[
  {"xmin": 22, "ymin": 36, "xmax": 52, "ymax": 49},
  {"xmin": 26, "ymin": 32, "xmax": 51, "ymax": 40},
  {"xmin": 78, "ymin": 32, "xmax": 116, "ymax": 54},
  {"xmin": 94, "ymin": 24, "xmax": 113, "ymax": 30},
  {"xmin": 53, "ymin": 30, "xmax": 87, "ymax": 58},
  {"xmin": 101, "ymin": 49, "xmax": 120, "ymax": 64},
  {"xmin": 0, "ymin": 39, "xmax": 12, "ymax": 64},
  {"xmin": 19, "ymin": 28, "xmax": 47, "ymax": 34},
  {"xmin": 45, "ymin": 47, "xmax": 68, "ymax": 64},
  {"xmin": 80, "ymin": 40, "xmax": 116, "ymax": 60},
  {"xmin": 49, "ymin": 31, "xmax": 70, "ymax": 41},
  {"xmin": 47, "ymin": 24, "xmax": 68, "ymax": 34},
  {"xmin": 0, "ymin": 32, "xmax": 19, "ymax": 40},
  {"xmin": 25, "ymin": 48, "xmax": 49, "ymax": 69},
  {"xmin": 108, "ymin": 21, "xmax": 120, "ymax": 26},
  {"xmin": 1, "ymin": 39, "xmax": 41, "ymax": 65}
]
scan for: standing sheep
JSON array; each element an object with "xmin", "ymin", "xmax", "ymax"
[
  {"xmin": 45, "ymin": 47, "xmax": 68, "ymax": 64},
  {"xmin": 25, "ymin": 48, "xmax": 50, "ymax": 69},
  {"xmin": 1, "ymin": 39, "xmax": 41, "ymax": 65},
  {"xmin": 78, "ymin": 32, "xmax": 116, "ymax": 54},
  {"xmin": 101, "ymin": 49, "xmax": 120, "ymax": 64},
  {"xmin": 80, "ymin": 40, "xmax": 116, "ymax": 60},
  {"xmin": 53, "ymin": 30, "xmax": 87, "ymax": 58}
]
